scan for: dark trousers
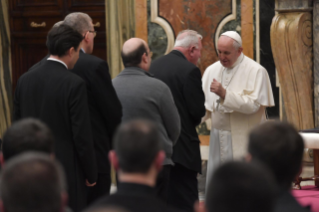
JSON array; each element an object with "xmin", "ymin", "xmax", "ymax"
[
  {"xmin": 156, "ymin": 165, "xmax": 172, "ymax": 204},
  {"xmin": 167, "ymin": 163, "xmax": 198, "ymax": 212},
  {"xmin": 87, "ymin": 173, "xmax": 111, "ymax": 205}
]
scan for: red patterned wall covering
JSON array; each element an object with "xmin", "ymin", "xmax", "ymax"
[{"xmin": 159, "ymin": 0, "xmax": 232, "ymax": 74}]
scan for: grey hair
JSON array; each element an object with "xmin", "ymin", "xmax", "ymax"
[
  {"xmin": 233, "ymin": 40, "xmax": 242, "ymax": 50},
  {"xmin": 64, "ymin": 12, "xmax": 92, "ymax": 35},
  {"xmin": 174, "ymin": 29, "xmax": 202, "ymax": 49}
]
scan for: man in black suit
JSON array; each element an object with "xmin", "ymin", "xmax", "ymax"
[
  {"xmin": 64, "ymin": 12, "xmax": 122, "ymax": 203},
  {"xmin": 247, "ymin": 121, "xmax": 310, "ymax": 212},
  {"xmin": 14, "ymin": 24, "xmax": 97, "ymax": 212},
  {"xmin": 90, "ymin": 119, "xmax": 176, "ymax": 212},
  {"xmin": 149, "ymin": 29, "xmax": 206, "ymax": 211}
]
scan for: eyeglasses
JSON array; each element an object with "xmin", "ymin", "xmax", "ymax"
[{"xmin": 88, "ymin": 30, "xmax": 97, "ymax": 38}]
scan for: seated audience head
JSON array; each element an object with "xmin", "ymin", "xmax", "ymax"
[
  {"xmin": 46, "ymin": 24, "xmax": 83, "ymax": 69},
  {"xmin": 121, "ymin": 38, "xmax": 152, "ymax": 71},
  {"xmin": 0, "ymin": 152, "xmax": 67, "ymax": 212},
  {"xmin": 84, "ymin": 206, "xmax": 130, "ymax": 212},
  {"xmin": 2, "ymin": 118, "xmax": 54, "ymax": 164},
  {"xmin": 173, "ymin": 29, "xmax": 203, "ymax": 65},
  {"xmin": 200, "ymin": 161, "xmax": 275, "ymax": 212},
  {"xmin": 109, "ymin": 119, "xmax": 164, "ymax": 186},
  {"xmin": 247, "ymin": 121, "xmax": 304, "ymax": 190},
  {"xmin": 63, "ymin": 12, "xmax": 95, "ymax": 54}
]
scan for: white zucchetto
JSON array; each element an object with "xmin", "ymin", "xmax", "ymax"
[{"xmin": 221, "ymin": 31, "xmax": 242, "ymax": 46}]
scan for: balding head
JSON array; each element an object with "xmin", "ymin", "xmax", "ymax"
[{"xmin": 121, "ymin": 38, "xmax": 151, "ymax": 71}]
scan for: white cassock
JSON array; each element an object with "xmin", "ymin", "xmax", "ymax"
[{"xmin": 202, "ymin": 53, "xmax": 275, "ymax": 188}]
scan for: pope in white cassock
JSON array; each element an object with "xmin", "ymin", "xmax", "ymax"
[{"xmin": 202, "ymin": 31, "xmax": 275, "ymax": 187}]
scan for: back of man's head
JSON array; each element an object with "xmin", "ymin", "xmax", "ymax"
[
  {"xmin": 46, "ymin": 24, "xmax": 83, "ymax": 57},
  {"xmin": 112, "ymin": 119, "xmax": 162, "ymax": 174},
  {"xmin": 205, "ymin": 161, "xmax": 275, "ymax": 212},
  {"xmin": 0, "ymin": 152, "xmax": 67, "ymax": 212},
  {"xmin": 2, "ymin": 118, "xmax": 54, "ymax": 161},
  {"xmin": 248, "ymin": 121, "xmax": 304, "ymax": 190},
  {"xmin": 121, "ymin": 38, "xmax": 149, "ymax": 68},
  {"xmin": 64, "ymin": 12, "xmax": 92, "ymax": 35},
  {"xmin": 174, "ymin": 29, "xmax": 202, "ymax": 49}
]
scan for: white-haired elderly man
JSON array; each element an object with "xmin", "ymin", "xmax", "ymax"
[
  {"xmin": 150, "ymin": 29, "xmax": 206, "ymax": 212},
  {"xmin": 202, "ymin": 31, "xmax": 275, "ymax": 189}
]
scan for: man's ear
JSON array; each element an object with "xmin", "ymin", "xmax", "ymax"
[
  {"xmin": 109, "ymin": 150, "xmax": 119, "ymax": 171},
  {"xmin": 83, "ymin": 31, "xmax": 89, "ymax": 42},
  {"xmin": 154, "ymin": 151, "xmax": 165, "ymax": 172},
  {"xmin": 0, "ymin": 152, "xmax": 5, "ymax": 168},
  {"xmin": 141, "ymin": 52, "xmax": 148, "ymax": 64}
]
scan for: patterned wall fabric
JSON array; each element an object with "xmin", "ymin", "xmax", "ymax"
[{"xmin": 0, "ymin": 0, "xmax": 12, "ymax": 138}]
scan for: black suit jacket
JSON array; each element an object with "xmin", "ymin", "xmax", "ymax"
[
  {"xmin": 71, "ymin": 50, "xmax": 122, "ymax": 173},
  {"xmin": 14, "ymin": 60, "xmax": 97, "ymax": 212},
  {"xmin": 90, "ymin": 183, "xmax": 177, "ymax": 212},
  {"xmin": 149, "ymin": 50, "xmax": 206, "ymax": 173}
]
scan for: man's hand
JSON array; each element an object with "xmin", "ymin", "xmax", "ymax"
[
  {"xmin": 210, "ymin": 79, "xmax": 226, "ymax": 99},
  {"xmin": 86, "ymin": 179, "xmax": 96, "ymax": 187}
]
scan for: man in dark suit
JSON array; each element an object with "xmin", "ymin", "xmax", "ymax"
[
  {"xmin": 14, "ymin": 24, "xmax": 97, "ymax": 212},
  {"xmin": 149, "ymin": 30, "xmax": 206, "ymax": 211},
  {"xmin": 247, "ymin": 121, "xmax": 310, "ymax": 212},
  {"xmin": 90, "ymin": 119, "xmax": 177, "ymax": 212},
  {"xmin": 64, "ymin": 12, "xmax": 122, "ymax": 203}
]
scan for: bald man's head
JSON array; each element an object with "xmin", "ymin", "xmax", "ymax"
[{"xmin": 121, "ymin": 38, "xmax": 150, "ymax": 69}]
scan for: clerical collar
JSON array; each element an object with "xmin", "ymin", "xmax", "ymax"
[
  {"xmin": 229, "ymin": 53, "xmax": 244, "ymax": 69},
  {"xmin": 47, "ymin": 58, "xmax": 68, "ymax": 69}
]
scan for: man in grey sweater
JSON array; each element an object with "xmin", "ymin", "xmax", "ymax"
[{"xmin": 113, "ymin": 38, "xmax": 181, "ymax": 203}]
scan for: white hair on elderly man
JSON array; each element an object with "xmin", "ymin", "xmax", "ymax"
[{"xmin": 174, "ymin": 29, "xmax": 203, "ymax": 49}]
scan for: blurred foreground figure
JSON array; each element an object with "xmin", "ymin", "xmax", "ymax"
[
  {"xmin": 90, "ymin": 119, "xmax": 177, "ymax": 212},
  {"xmin": 248, "ymin": 121, "xmax": 309, "ymax": 212},
  {"xmin": 196, "ymin": 161, "xmax": 275, "ymax": 212},
  {"xmin": 0, "ymin": 153, "xmax": 68, "ymax": 212}
]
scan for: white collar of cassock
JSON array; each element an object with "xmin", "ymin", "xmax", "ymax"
[
  {"xmin": 228, "ymin": 53, "xmax": 244, "ymax": 69},
  {"xmin": 47, "ymin": 58, "xmax": 68, "ymax": 69}
]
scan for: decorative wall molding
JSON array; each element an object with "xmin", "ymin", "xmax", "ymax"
[
  {"xmin": 150, "ymin": 0, "xmax": 175, "ymax": 54},
  {"xmin": 215, "ymin": 0, "xmax": 237, "ymax": 53},
  {"xmin": 271, "ymin": 12, "xmax": 314, "ymax": 130}
]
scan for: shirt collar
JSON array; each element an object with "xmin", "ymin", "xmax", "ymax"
[
  {"xmin": 47, "ymin": 58, "xmax": 68, "ymax": 69},
  {"xmin": 81, "ymin": 48, "xmax": 85, "ymax": 53}
]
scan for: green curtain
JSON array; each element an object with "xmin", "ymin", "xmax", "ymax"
[
  {"xmin": 0, "ymin": 0, "xmax": 12, "ymax": 138},
  {"xmin": 105, "ymin": 0, "xmax": 136, "ymax": 78}
]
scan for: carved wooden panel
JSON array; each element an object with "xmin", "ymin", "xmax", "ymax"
[
  {"xmin": 158, "ymin": 0, "xmax": 232, "ymax": 73},
  {"xmin": 271, "ymin": 12, "xmax": 314, "ymax": 130},
  {"xmin": 11, "ymin": 38, "xmax": 48, "ymax": 92},
  {"xmin": 67, "ymin": 0, "xmax": 104, "ymax": 12},
  {"xmin": 10, "ymin": 0, "xmax": 63, "ymax": 14}
]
